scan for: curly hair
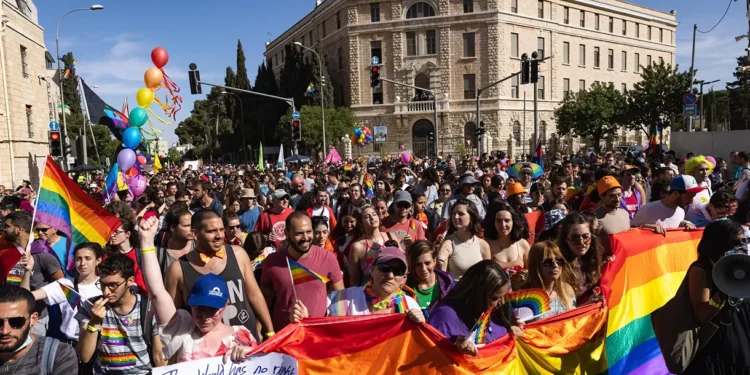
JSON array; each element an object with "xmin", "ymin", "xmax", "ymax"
[
  {"xmin": 685, "ymin": 155, "xmax": 714, "ymax": 176},
  {"xmin": 483, "ymin": 200, "xmax": 529, "ymax": 241}
]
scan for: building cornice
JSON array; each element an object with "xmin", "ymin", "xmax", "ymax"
[
  {"xmin": 565, "ymin": 0, "xmax": 678, "ymax": 27},
  {"xmin": 265, "ymin": 0, "xmax": 346, "ymax": 52}
]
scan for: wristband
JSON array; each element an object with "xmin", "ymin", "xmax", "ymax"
[
  {"xmin": 708, "ymin": 298, "xmax": 724, "ymax": 309},
  {"xmin": 141, "ymin": 247, "xmax": 156, "ymax": 254},
  {"xmin": 85, "ymin": 323, "xmax": 101, "ymax": 332},
  {"xmin": 265, "ymin": 332, "xmax": 275, "ymax": 338}
]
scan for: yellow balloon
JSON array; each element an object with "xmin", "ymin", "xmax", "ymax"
[{"xmin": 136, "ymin": 88, "xmax": 154, "ymax": 107}]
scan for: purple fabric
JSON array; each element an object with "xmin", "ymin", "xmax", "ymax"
[
  {"xmin": 29, "ymin": 239, "xmax": 54, "ymax": 256},
  {"xmin": 619, "ymin": 187, "xmax": 642, "ymax": 213},
  {"xmin": 428, "ymin": 299, "xmax": 508, "ymax": 344},
  {"xmin": 631, "ymin": 353, "xmax": 669, "ymax": 375}
]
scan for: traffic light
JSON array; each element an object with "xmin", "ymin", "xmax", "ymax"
[
  {"xmin": 370, "ymin": 65, "xmax": 380, "ymax": 87},
  {"xmin": 530, "ymin": 59, "xmax": 539, "ymax": 84},
  {"xmin": 476, "ymin": 121, "xmax": 486, "ymax": 137},
  {"xmin": 520, "ymin": 54, "xmax": 530, "ymax": 85},
  {"xmin": 49, "ymin": 130, "xmax": 61, "ymax": 157},
  {"xmin": 291, "ymin": 119, "xmax": 301, "ymax": 141},
  {"xmin": 188, "ymin": 63, "xmax": 202, "ymax": 95}
]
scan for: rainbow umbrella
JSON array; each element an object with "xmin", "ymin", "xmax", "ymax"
[{"xmin": 508, "ymin": 162, "xmax": 544, "ymax": 179}]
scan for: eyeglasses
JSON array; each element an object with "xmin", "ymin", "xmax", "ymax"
[
  {"xmin": 96, "ymin": 279, "xmax": 127, "ymax": 291},
  {"xmin": 541, "ymin": 258, "xmax": 566, "ymax": 268},
  {"xmin": 0, "ymin": 316, "xmax": 27, "ymax": 329},
  {"xmin": 440, "ymin": 189, "xmax": 452, "ymax": 193},
  {"xmin": 567, "ymin": 233, "xmax": 592, "ymax": 242},
  {"xmin": 35, "ymin": 227, "xmax": 52, "ymax": 233},
  {"xmin": 375, "ymin": 262, "xmax": 406, "ymax": 276}
]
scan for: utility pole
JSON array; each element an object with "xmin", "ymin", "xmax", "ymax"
[
  {"xmin": 523, "ymin": 92, "xmax": 526, "ymax": 156},
  {"xmin": 688, "ymin": 24, "xmax": 697, "ymax": 132},
  {"xmin": 475, "ymin": 70, "xmax": 522, "ymax": 157}
]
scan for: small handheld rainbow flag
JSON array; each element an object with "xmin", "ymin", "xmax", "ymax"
[
  {"xmin": 304, "ymin": 82, "xmax": 316, "ymax": 97},
  {"xmin": 251, "ymin": 253, "xmax": 268, "ymax": 270},
  {"xmin": 469, "ymin": 306, "xmax": 494, "ymax": 345},
  {"xmin": 507, "ymin": 288, "xmax": 551, "ymax": 322},
  {"xmin": 344, "ymin": 164, "xmax": 352, "ymax": 171},
  {"xmin": 288, "ymin": 258, "xmax": 329, "ymax": 285},
  {"xmin": 363, "ymin": 173, "xmax": 375, "ymax": 199},
  {"xmin": 59, "ymin": 283, "xmax": 81, "ymax": 308}
]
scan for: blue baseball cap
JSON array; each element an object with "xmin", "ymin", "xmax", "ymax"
[{"xmin": 187, "ymin": 274, "xmax": 229, "ymax": 310}]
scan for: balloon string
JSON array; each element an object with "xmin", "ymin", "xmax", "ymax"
[
  {"xmin": 146, "ymin": 108, "xmax": 172, "ymax": 125},
  {"xmin": 160, "ymin": 69, "xmax": 183, "ymax": 120}
]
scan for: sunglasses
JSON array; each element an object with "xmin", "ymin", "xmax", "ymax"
[
  {"xmin": 541, "ymin": 258, "xmax": 566, "ymax": 268},
  {"xmin": 227, "ymin": 225, "xmax": 242, "ymax": 231},
  {"xmin": 440, "ymin": 189, "xmax": 452, "ymax": 193},
  {"xmin": 396, "ymin": 202, "xmax": 412, "ymax": 209},
  {"xmin": 375, "ymin": 262, "xmax": 406, "ymax": 276},
  {"xmin": 567, "ymin": 233, "xmax": 592, "ymax": 242},
  {"xmin": 35, "ymin": 227, "xmax": 52, "ymax": 233},
  {"xmin": 0, "ymin": 316, "xmax": 28, "ymax": 329}
]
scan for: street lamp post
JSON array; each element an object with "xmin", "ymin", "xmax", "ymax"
[
  {"xmin": 56, "ymin": 5, "xmax": 103, "ymax": 169},
  {"xmin": 222, "ymin": 90, "xmax": 247, "ymax": 163},
  {"xmin": 294, "ymin": 42, "xmax": 326, "ymax": 154}
]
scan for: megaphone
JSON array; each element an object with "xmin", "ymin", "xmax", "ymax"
[{"xmin": 713, "ymin": 250, "xmax": 750, "ymax": 299}]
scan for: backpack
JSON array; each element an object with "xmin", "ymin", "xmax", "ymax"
[
  {"xmin": 130, "ymin": 250, "xmax": 155, "ymax": 366},
  {"xmin": 40, "ymin": 337, "xmax": 60, "ymax": 375}
]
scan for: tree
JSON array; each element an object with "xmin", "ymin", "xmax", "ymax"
[
  {"xmin": 701, "ymin": 89, "xmax": 731, "ymax": 131},
  {"xmin": 174, "ymin": 86, "xmax": 232, "ymax": 159},
  {"xmin": 278, "ymin": 44, "xmax": 313, "ymax": 110},
  {"xmin": 308, "ymin": 43, "xmax": 334, "ymax": 108},
  {"xmin": 626, "ymin": 61, "xmax": 692, "ymax": 133},
  {"xmin": 727, "ymin": 56, "xmax": 750, "ymax": 130},
  {"xmin": 554, "ymin": 82, "xmax": 627, "ymax": 153},
  {"xmin": 253, "ymin": 61, "xmax": 282, "ymax": 146},
  {"xmin": 275, "ymin": 105, "xmax": 356, "ymax": 155},
  {"xmin": 166, "ymin": 148, "xmax": 182, "ymax": 164}
]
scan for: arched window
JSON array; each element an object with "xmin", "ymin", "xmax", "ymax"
[
  {"xmin": 412, "ymin": 120, "xmax": 435, "ymax": 157},
  {"xmin": 414, "ymin": 74, "xmax": 430, "ymax": 100},
  {"xmin": 513, "ymin": 120, "xmax": 521, "ymax": 142},
  {"xmin": 406, "ymin": 2, "xmax": 435, "ymax": 19},
  {"xmin": 464, "ymin": 122, "xmax": 477, "ymax": 148}
]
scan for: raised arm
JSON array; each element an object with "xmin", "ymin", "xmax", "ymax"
[
  {"xmin": 138, "ymin": 216, "xmax": 177, "ymax": 325},
  {"xmin": 347, "ymin": 240, "xmax": 365, "ymax": 287}
]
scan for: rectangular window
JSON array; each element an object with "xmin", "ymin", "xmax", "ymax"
[
  {"xmin": 25, "ymin": 105, "xmax": 32, "ymax": 136},
  {"xmin": 563, "ymin": 78, "xmax": 570, "ymax": 98},
  {"xmin": 406, "ymin": 32, "xmax": 417, "ymax": 56},
  {"xmin": 564, "ymin": 7, "xmax": 569, "ymax": 24},
  {"xmin": 621, "ymin": 83, "xmax": 627, "ymax": 93},
  {"xmin": 563, "ymin": 42, "xmax": 570, "ymax": 64},
  {"xmin": 659, "ymin": 56, "xmax": 664, "ymax": 65},
  {"xmin": 648, "ymin": 26, "xmax": 652, "ymax": 40},
  {"xmin": 426, "ymin": 30, "xmax": 437, "ymax": 54},
  {"xmin": 463, "ymin": 33, "xmax": 476, "ymax": 57},
  {"xmin": 579, "ymin": 79, "xmax": 586, "ymax": 91},
  {"xmin": 609, "ymin": 17, "xmax": 614, "ymax": 33},
  {"xmin": 608, "ymin": 49, "xmax": 614, "ymax": 69},
  {"xmin": 309, "ymin": 30, "xmax": 313, "ymax": 44},
  {"xmin": 372, "ymin": 91, "xmax": 383, "ymax": 104},
  {"xmin": 20, "ymin": 46, "xmax": 27, "ymax": 78},
  {"xmin": 511, "ymin": 76, "xmax": 519, "ymax": 98},
  {"xmin": 579, "ymin": 44, "xmax": 586, "ymax": 66},
  {"xmin": 580, "ymin": 10, "xmax": 585, "ymax": 27},
  {"xmin": 511, "ymin": 33, "xmax": 519, "ymax": 58},
  {"xmin": 336, "ymin": 11, "xmax": 341, "ymax": 29},
  {"xmin": 622, "ymin": 20, "xmax": 627, "ymax": 36},
  {"xmin": 538, "ymin": 0, "xmax": 544, "ymax": 18},
  {"xmin": 339, "ymin": 84, "xmax": 345, "ymax": 106},
  {"xmin": 635, "ymin": 53, "xmax": 640, "ymax": 72},
  {"xmin": 463, "ymin": 0, "xmax": 473, "ymax": 13},
  {"xmin": 322, "ymin": 21, "xmax": 327, "ymax": 38},
  {"xmin": 337, "ymin": 47, "xmax": 343, "ymax": 70},
  {"xmin": 370, "ymin": 3, "xmax": 380, "ymax": 22},
  {"xmin": 595, "ymin": 14, "xmax": 600, "ymax": 30},
  {"xmin": 371, "ymin": 41, "xmax": 382, "ymax": 62},
  {"xmin": 659, "ymin": 28, "xmax": 664, "ymax": 43},
  {"xmin": 621, "ymin": 51, "xmax": 627, "ymax": 71},
  {"xmin": 537, "ymin": 37, "xmax": 545, "ymax": 59},
  {"xmin": 594, "ymin": 47, "xmax": 600, "ymax": 68},
  {"xmin": 464, "ymin": 74, "xmax": 476, "ymax": 99},
  {"xmin": 647, "ymin": 54, "xmax": 652, "ymax": 66},
  {"xmin": 511, "ymin": 0, "xmax": 517, "ymax": 13},
  {"xmin": 635, "ymin": 23, "xmax": 639, "ymax": 38},
  {"xmin": 537, "ymin": 76, "xmax": 545, "ymax": 99}
]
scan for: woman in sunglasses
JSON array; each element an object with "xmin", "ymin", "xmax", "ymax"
[
  {"xmin": 557, "ymin": 213, "xmax": 604, "ymax": 303},
  {"xmin": 521, "ymin": 241, "xmax": 576, "ymax": 321},
  {"xmin": 291, "ymin": 246, "xmax": 424, "ymax": 322}
]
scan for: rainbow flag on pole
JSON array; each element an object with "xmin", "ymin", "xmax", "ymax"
[
  {"xmin": 363, "ymin": 173, "xmax": 375, "ymax": 199},
  {"xmin": 288, "ymin": 258, "xmax": 329, "ymax": 285},
  {"xmin": 59, "ymin": 283, "xmax": 81, "ymax": 308},
  {"xmin": 468, "ymin": 306, "xmax": 494, "ymax": 345},
  {"xmin": 36, "ymin": 156, "xmax": 121, "ymax": 272}
]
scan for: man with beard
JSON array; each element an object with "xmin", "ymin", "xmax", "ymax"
[
  {"xmin": 289, "ymin": 174, "xmax": 307, "ymax": 210},
  {"xmin": 166, "ymin": 210, "xmax": 273, "ymax": 342},
  {"xmin": 190, "ymin": 181, "xmax": 224, "ymax": 217},
  {"xmin": 261, "ymin": 212, "xmax": 344, "ymax": 331},
  {"xmin": 0, "ymin": 286, "xmax": 78, "ymax": 375},
  {"xmin": 593, "ymin": 176, "xmax": 631, "ymax": 255},
  {"xmin": 631, "ymin": 175, "xmax": 701, "ymax": 232},
  {"xmin": 156, "ymin": 205, "xmax": 194, "ymax": 277},
  {"xmin": 254, "ymin": 190, "xmax": 294, "ymax": 248}
]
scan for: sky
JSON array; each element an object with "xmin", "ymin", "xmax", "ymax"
[{"xmin": 37, "ymin": 0, "xmax": 748, "ymax": 146}]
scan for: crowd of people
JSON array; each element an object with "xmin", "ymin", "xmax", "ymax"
[{"xmin": 1, "ymin": 147, "xmax": 749, "ymax": 375}]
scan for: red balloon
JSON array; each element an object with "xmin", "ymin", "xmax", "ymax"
[
  {"xmin": 151, "ymin": 47, "xmax": 169, "ymax": 68},
  {"xmin": 136, "ymin": 155, "xmax": 147, "ymax": 165}
]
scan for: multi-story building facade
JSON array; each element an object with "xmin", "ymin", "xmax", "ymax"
[
  {"xmin": 265, "ymin": 0, "xmax": 677, "ymax": 158},
  {"xmin": 0, "ymin": 0, "xmax": 57, "ymax": 187}
]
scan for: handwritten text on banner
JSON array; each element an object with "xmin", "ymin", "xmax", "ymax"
[{"xmin": 154, "ymin": 353, "xmax": 298, "ymax": 375}]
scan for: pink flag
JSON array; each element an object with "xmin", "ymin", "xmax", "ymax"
[{"xmin": 325, "ymin": 148, "xmax": 341, "ymax": 164}]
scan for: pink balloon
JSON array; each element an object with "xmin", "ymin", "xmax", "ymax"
[
  {"xmin": 128, "ymin": 174, "xmax": 148, "ymax": 197},
  {"xmin": 136, "ymin": 155, "xmax": 147, "ymax": 165},
  {"xmin": 401, "ymin": 152, "xmax": 411, "ymax": 164},
  {"xmin": 705, "ymin": 156, "xmax": 716, "ymax": 167}
]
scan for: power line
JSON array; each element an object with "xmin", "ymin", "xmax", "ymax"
[{"xmin": 697, "ymin": 0, "xmax": 734, "ymax": 34}]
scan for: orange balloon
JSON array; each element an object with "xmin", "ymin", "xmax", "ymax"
[{"xmin": 144, "ymin": 67, "xmax": 163, "ymax": 89}]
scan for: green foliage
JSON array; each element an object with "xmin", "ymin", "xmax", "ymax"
[
  {"xmin": 701, "ymin": 89, "xmax": 731, "ymax": 131},
  {"xmin": 626, "ymin": 61, "xmax": 692, "ymax": 133},
  {"xmin": 307, "ymin": 43, "xmax": 334, "ymax": 108},
  {"xmin": 275, "ymin": 106, "xmax": 356, "ymax": 153},
  {"xmin": 253, "ymin": 62, "xmax": 282, "ymax": 146},
  {"xmin": 278, "ymin": 44, "xmax": 314, "ymax": 110},
  {"xmin": 554, "ymin": 82, "xmax": 627, "ymax": 153},
  {"xmin": 727, "ymin": 56, "xmax": 750, "ymax": 130},
  {"xmin": 167, "ymin": 147, "xmax": 182, "ymax": 164},
  {"xmin": 174, "ymin": 86, "xmax": 232, "ymax": 159}
]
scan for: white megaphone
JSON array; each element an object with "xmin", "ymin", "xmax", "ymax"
[{"xmin": 713, "ymin": 250, "xmax": 750, "ymax": 299}]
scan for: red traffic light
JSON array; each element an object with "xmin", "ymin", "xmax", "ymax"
[
  {"xmin": 371, "ymin": 66, "xmax": 379, "ymax": 73},
  {"xmin": 50, "ymin": 132, "xmax": 60, "ymax": 141},
  {"xmin": 292, "ymin": 119, "xmax": 300, "ymax": 127}
]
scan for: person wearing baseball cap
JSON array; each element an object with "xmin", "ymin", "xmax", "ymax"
[
  {"xmin": 619, "ymin": 165, "xmax": 645, "ymax": 218},
  {"xmin": 237, "ymin": 188, "xmax": 261, "ymax": 233},
  {"xmin": 631, "ymin": 175, "xmax": 701, "ymax": 233},
  {"xmin": 593, "ymin": 176, "xmax": 630, "ymax": 254},
  {"xmin": 441, "ymin": 175, "xmax": 486, "ymax": 221},
  {"xmin": 254, "ymin": 189, "xmax": 294, "ymax": 247},
  {"xmin": 290, "ymin": 246, "xmax": 424, "ymax": 320},
  {"xmin": 383, "ymin": 190, "xmax": 426, "ymax": 250}
]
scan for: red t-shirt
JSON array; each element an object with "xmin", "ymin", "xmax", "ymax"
[
  {"xmin": 254, "ymin": 208, "xmax": 294, "ymax": 247},
  {"xmin": 120, "ymin": 248, "xmax": 148, "ymax": 295},
  {"xmin": 260, "ymin": 245, "xmax": 343, "ymax": 331},
  {"xmin": 383, "ymin": 216, "xmax": 426, "ymax": 249}
]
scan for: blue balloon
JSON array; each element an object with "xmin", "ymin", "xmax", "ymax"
[
  {"xmin": 122, "ymin": 127, "xmax": 142, "ymax": 149},
  {"xmin": 354, "ymin": 128, "xmax": 362, "ymax": 137},
  {"xmin": 129, "ymin": 107, "xmax": 148, "ymax": 128}
]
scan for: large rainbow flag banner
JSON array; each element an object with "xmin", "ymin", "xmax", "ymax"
[
  {"xmin": 37, "ymin": 156, "xmax": 122, "ymax": 272},
  {"xmin": 601, "ymin": 228, "xmax": 701, "ymax": 375}
]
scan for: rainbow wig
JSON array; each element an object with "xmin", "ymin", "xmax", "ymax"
[{"xmin": 685, "ymin": 155, "xmax": 714, "ymax": 175}]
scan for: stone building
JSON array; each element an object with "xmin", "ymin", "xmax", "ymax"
[
  {"xmin": 0, "ymin": 0, "xmax": 57, "ymax": 188},
  {"xmin": 265, "ymin": 0, "xmax": 677, "ymax": 158}
]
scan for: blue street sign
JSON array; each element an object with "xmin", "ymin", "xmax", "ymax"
[
  {"xmin": 292, "ymin": 111, "xmax": 300, "ymax": 119},
  {"xmin": 49, "ymin": 121, "xmax": 59, "ymax": 130},
  {"xmin": 683, "ymin": 92, "xmax": 698, "ymax": 105},
  {"xmin": 371, "ymin": 56, "xmax": 380, "ymax": 65},
  {"xmin": 683, "ymin": 104, "xmax": 697, "ymax": 117}
]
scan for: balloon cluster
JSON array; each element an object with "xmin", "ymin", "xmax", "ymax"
[{"xmin": 351, "ymin": 126, "xmax": 372, "ymax": 148}]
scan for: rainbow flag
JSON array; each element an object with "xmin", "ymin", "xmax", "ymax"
[
  {"xmin": 288, "ymin": 258, "xmax": 329, "ymax": 285},
  {"xmin": 37, "ymin": 156, "xmax": 121, "ymax": 272},
  {"xmin": 363, "ymin": 173, "xmax": 375, "ymax": 199},
  {"xmin": 251, "ymin": 303, "xmax": 608, "ymax": 373},
  {"xmin": 601, "ymin": 229, "xmax": 701, "ymax": 375},
  {"xmin": 59, "ymin": 283, "xmax": 81, "ymax": 308},
  {"xmin": 251, "ymin": 253, "xmax": 268, "ymax": 269},
  {"xmin": 63, "ymin": 59, "xmax": 76, "ymax": 79},
  {"xmin": 468, "ymin": 307, "xmax": 494, "ymax": 345},
  {"xmin": 305, "ymin": 82, "xmax": 316, "ymax": 97},
  {"xmin": 343, "ymin": 164, "xmax": 352, "ymax": 171},
  {"xmin": 507, "ymin": 288, "xmax": 551, "ymax": 322}
]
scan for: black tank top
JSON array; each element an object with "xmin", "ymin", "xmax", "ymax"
[{"xmin": 179, "ymin": 245, "xmax": 259, "ymax": 341}]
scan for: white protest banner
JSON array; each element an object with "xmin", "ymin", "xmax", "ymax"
[
  {"xmin": 153, "ymin": 353, "xmax": 297, "ymax": 375},
  {"xmin": 183, "ymin": 160, "xmax": 199, "ymax": 170}
]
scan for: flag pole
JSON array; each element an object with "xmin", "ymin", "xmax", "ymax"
[
  {"xmin": 26, "ymin": 156, "xmax": 50, "ymax": 253},
  {"xmin": 285, "ymin": 257, "xmax": 299, "ymax": 303}
]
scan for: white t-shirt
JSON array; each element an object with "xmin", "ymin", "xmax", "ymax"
[
  {"xmin": 630, "ymin": 200, "xmax": 685, "ymax": 229},
  {"xmin": 42, "ymin": 277, "xmax": 101, "ymax": 341},
  {"xmin": 326, "ymin": 286, "xmax": 420, "ymax": 316},
  {"xmin": 692, "ymin": 179, "xmax": 712, "ymax": 205}
]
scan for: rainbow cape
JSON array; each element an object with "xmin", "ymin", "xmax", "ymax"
[
  {"xmin": 288, "ymin": 258, "xmax": 329, "ymax": 285},
  {"xmin": 469, "ymin": 306, "xmax": 494, "ymax": 345},
  {"xmin": 37, "ymin": 156, "xmax": 121, "ymax": 272},
  {"xmin": 59, "ymin": 283, "xmax": 81, "ymax": 308},
  {"xmin": 508, "ymin": 288, "xmax": 551, "ymax": 322},
  {"xmin": 363, "ymin": 173, "xmax": 375, "ymax": 199}
]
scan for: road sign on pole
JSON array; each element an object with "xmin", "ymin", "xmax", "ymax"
[
  {"xmin": 371, "ymin": 56, "xmax": 380, "ymax": 65},
  {"xmin": 683, "ymin": 104, "xmax": 697, "ymax": 117},
  {"xmin": 292, "ymin": 111, "xmax": 300, "ymax": 120},
  {"xmin": 683, "ymin": 92, "xmax": 698, "ymax": 105},
  {"xmin": 374, "ymin": 126, "xmax": 387, "ymax": 143}
]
